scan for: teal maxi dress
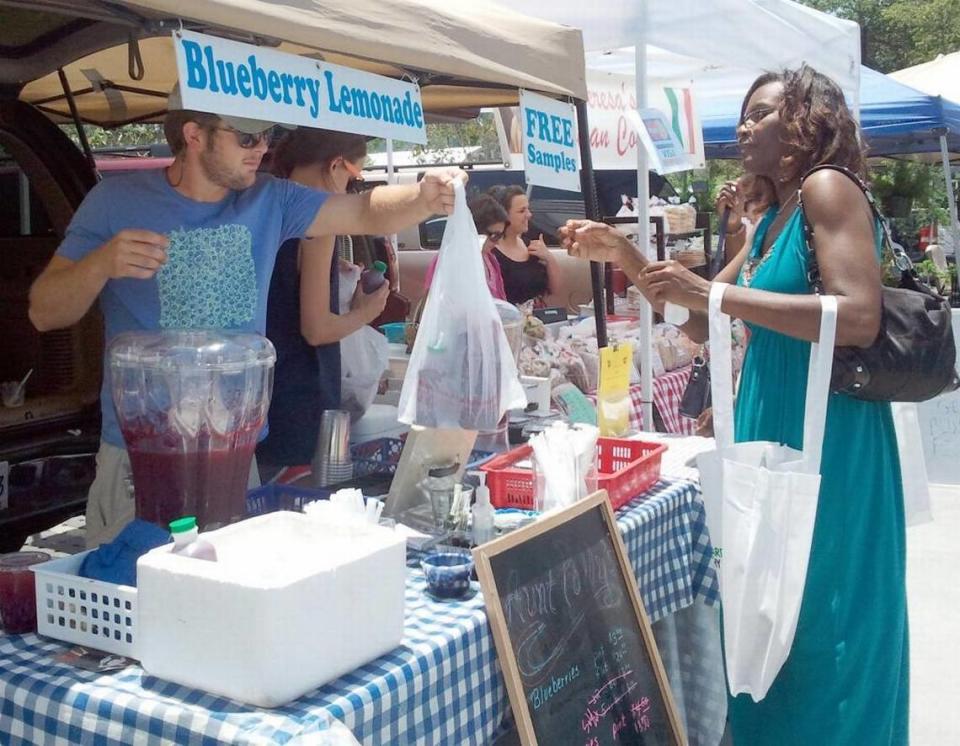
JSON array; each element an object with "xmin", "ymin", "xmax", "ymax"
[{"xmin": 726, "ymin": 207, "xmax": 910, "ymax": 745}]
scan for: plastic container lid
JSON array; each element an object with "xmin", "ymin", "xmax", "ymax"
[
  {"xmin": 169, "ymin": 516, "xmax": 198, "ymax": 534},
  {"xmin": 108, "ymin": 331, "xmax": 276, "ymax": 373},
  {"xmin": 0, "ymin": 551, "xmax": 50, "ymax": 573},
  {"xmin": 427, "ymin": 462, "xmax": 460, "ymax": 478},
  {"xmin": 371, "ymin": 260, "xmax": 387, "ymax": 274}
]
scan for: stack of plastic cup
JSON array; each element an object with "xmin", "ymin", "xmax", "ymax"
[{"xmin": 312, "ymin": 410, "xmax": 354, "ymax": 487}]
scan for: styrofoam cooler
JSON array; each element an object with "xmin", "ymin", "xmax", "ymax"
[{"xmin": 136, "ymin": 512, "xmax": 406, "ymax": 707}]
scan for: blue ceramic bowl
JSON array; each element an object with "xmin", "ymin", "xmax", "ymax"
[
  {"xmin": 420, "ymin": 551, "xmax": 474, "ymax": 599},
  {"xmin": 379, "ymin": 322, "xmax": 407, "ymax": 344}
]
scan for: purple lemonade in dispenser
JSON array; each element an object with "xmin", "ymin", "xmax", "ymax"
[{"xmin": 110, "ymin": 331, "xmax": 276, "ymax": 531}]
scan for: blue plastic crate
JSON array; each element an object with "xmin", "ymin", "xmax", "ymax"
[
  {"xmin": 246, "ymin": 484, "xmax": 330, "ymax": 516},
  {"xmin": 350, "ymin": 437, "xmax": 495, "ymax": 479},
  {"xmin": 351, "ymin": 437, "xmax": 406, "ymax": 478}
]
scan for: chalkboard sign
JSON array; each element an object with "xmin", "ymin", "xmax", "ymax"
[{"xmin": 474, "ymin": 491, "xmax": 685, "ymax": 746}]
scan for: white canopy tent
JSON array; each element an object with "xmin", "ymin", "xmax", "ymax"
[
  {"xmin": 512, "ymin": 0, "xmax": 861, "ymax": 429},
  {"xmin": 891, "ymin": 51, "xmax": 960, "ymax": 104}
]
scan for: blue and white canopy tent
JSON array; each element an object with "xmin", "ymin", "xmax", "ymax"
[
  {"xmin": 701, "ymin": 66, "xmax": 960, "ymax": 160},
  {"xmin": 700, "ymin": 66, "xmax": 960, "ymax": 256}
]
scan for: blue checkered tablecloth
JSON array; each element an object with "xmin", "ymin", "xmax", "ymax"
[{"xmin": 0, "ymin": 478, "xmax": 716, "ymax": 746}]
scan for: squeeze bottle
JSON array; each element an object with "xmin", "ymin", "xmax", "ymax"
[
  {"xmin": 360, "ymin": 261, "xmax": 388, "ymax": 293},
  {"xmin": 471, "ymin": 472, "xmax": 495, "ymax": 546},
  {"xmin": 169, "ymin": 516, "xmax": 218, "ymax": 561}
]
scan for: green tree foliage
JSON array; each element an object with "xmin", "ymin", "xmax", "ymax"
[
  {"xmin": 802, "ymin": 0, "xmax": 960, "ymax": 72},
  {"xmin": 368, "ymin": 113, "xmax": 501, "ymax": 164},
  {"xmin": 62, "ymin": 123, "xmax": 164, "ymax": 151}
]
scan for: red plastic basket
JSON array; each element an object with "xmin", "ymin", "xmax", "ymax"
[{"xmin": 480, "ymin": 438, "xmax": 667, "ymax": 511}]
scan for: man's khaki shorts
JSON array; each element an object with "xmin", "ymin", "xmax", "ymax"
[{"xmin": 84, "ymin": 441, "xmax": 260, "ymax": 548}]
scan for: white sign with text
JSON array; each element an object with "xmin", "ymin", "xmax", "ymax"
[
  {"xmin": 173, "ymin": 30, "xmax": 426, "ymax": 143},
  {"xmin": 586, "ymin": 70, "xmax": 704, "ymax": 172},
  {"xmin": 917, "ymin": 309, "xmax": 960, "ymax": 484},
  {"xmin": 625, "ymin": 108, "xmax": 699, "ymax": 175},
  {"xmin": 518, "ymin": 90, "xmax": 580, "ymax": 192}
]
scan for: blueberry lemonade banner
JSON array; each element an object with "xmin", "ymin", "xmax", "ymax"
[
  {"xmin": 519, "ymin": 89, "xmax": 580, "ymax": 193},
  {"xmin": 173, "ymin": 30, "xmax": 427, "ymax": 144}
]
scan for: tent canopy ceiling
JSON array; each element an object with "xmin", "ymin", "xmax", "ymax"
[
  {"xmin": 511, "ymin": 0, "xmax": 861, "ymax": 107},
  {"xmin": 0, "ymin": 0, "xmax": 587, "ymax": 128}
]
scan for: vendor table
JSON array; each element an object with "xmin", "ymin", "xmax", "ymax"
[{"xmin": 0, "ymin": 478, "xmax": 725, "ymax": 746}]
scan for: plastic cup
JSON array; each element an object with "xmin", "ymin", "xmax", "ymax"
[{"xmin": 0, "ymin": 552, "xmax": 49, "ymax": 633}]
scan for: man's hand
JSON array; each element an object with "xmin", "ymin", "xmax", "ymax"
[
  {"xmin": 95, "ymin": 229, "xmax": 169, "ymax": 280},
  {"xmin": 418, "ymin": 168, "xmax": 469, "ymax": 215},
  {"xmin": 559, "ymin": 220, "xmax": 631, "ymax": 264},
  {"xmin": 350, "ymin": 281, "xmax": 390, "ymax": 324},
  {"xmin": 528, "ymin": 234, "xmax": 551, "ymax": 262}
]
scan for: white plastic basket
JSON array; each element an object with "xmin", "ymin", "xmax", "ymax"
[{"xmin": 32, "ymin": 550, "xmax": 138, "ymax": 658}]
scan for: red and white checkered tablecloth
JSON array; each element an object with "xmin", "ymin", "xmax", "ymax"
[
  {"xmin": 649, "ymin": 364, "xmax": 697, "ymax": 435},
  {"xmin": 590, "ymin": 364, "xmax": 696, "ymax": 435}
]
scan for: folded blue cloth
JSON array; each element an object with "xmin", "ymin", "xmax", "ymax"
[{"xmin": 80, "ymin": 520, "xmax": 171, "ymax": 587}]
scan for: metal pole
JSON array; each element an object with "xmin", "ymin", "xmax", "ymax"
[
  {"xmin": 386, "ymin": 137, "xmax": 399, "ymax": 275},
  {"xmin": 635, "ymin": 4, "xmax": 654, "ymax": 432},
  {"xmin": 939, "ymin": 134, "xmax": 960, "ymax": 295},
  {"xmin": 58, "ymin": 67, "xmax": 98, "ymax": 178},
  {"xmin": 574, "ymin": 99, "xmax": 608, "ymax": 348}
]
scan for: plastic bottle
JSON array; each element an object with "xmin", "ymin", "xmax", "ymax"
[
  {"xmin": 360, "ymin": 260, "xmax": 388, "ymax": 294},
  {"xmin": 169, "ymin": 516, "xmax": 218, "ymax": 561},
  {"xmin": 471, "ymin": 472, "xmax": 495, "ymax": 546}
]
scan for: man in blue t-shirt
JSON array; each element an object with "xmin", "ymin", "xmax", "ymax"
[{"xmin": 29, "ymin": 98, "xmax": 464, "ymax": 547}]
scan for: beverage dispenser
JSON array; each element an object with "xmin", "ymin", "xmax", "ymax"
[{"xmin": 109, "ymin": 331, "xmax": 276, "ymax": 530}]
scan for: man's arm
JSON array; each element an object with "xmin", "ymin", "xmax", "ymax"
[
  {"xmin": 305, "ymin": 168, "xmax": 465, "ymax": 238},
  {"xmin": 29, "ymin": 229, "xmax": 168, "ymax": 331}
]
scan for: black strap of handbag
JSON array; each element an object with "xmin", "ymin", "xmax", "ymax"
[
  {"xmin": 797, "ymin": 163, "xmax": 959, "ymax": 401},
  {"xmin": 797, "ymin": 163, "xmax": 914, "ymax": 291}
]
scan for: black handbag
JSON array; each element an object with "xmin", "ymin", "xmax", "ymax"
[
  {"xmin": 799, "ymin": 164, "xmax": 959, "ymax": 402},
  {"xmin": 679, "ymin": 355, "xmax": 712, "ymax": 419}
]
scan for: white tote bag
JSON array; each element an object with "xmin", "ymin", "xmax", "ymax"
[
  {"xmin": 697, "ymin": 282, "xmax": 837, "ymax": 702},
  {"xmin": 890, "ymin": 402, "xmax": 933, "ymax": 526}
]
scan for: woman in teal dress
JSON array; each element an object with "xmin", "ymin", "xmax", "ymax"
[{"xmin": 560, "ymin": 65, "xmax": 909, "ymax": 745}]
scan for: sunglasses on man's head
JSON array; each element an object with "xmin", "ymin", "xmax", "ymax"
[{"xmin": 214, "ymin": 125, "xmax": 275, "ymax": 149}]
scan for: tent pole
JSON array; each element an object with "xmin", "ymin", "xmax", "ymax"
[
  {"xmin": 636, "ymin": 4, "xmax": 654, "ymax": 432},
  {"xmin": 575, "ymin": 99, "xmax": 608, "ymax": 348},
  {"xmin": 939, "ymin": 134, "xmax": 960, "ymax": 293},
  {"xmin": 385, "ymin": 138, "xmax": 399, "ymax": 272}
]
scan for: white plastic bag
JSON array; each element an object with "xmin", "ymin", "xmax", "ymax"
[
  {"xmin": 399, "ymin": 182, "xmax": 525, "ymax": 429},
  {"xmin": 340, "ymin": 326, "xmax": 389, "ymax": 420},
  {"xmin": 890, "ymin": 402, "xmax": 933, "ymax": 526},
  {"xmin": 697, "ymin": 282, "xmax": 836, "ymax": 702}
]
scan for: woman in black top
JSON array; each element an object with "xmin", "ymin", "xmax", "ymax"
[
  {"xmin": 256, "ymin": 130, "xmax": 388, "ymax": 479},
  {"xmin": 488, "ymin": 185, "xmax": 564, "ymax": 306}
]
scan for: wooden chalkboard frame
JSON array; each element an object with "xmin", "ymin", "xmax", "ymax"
[{"xmin": 474, "ymin": 490, "xmax": 687, "ymax": 746}]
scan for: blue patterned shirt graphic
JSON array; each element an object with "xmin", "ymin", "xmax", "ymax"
[
  {"xmin": 57, "ymin": 168, "xmax": 328, "ymax": 446},
  {"xmin": 159, "ymin": 224, "xmax": 257, "ymax": 328}
]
